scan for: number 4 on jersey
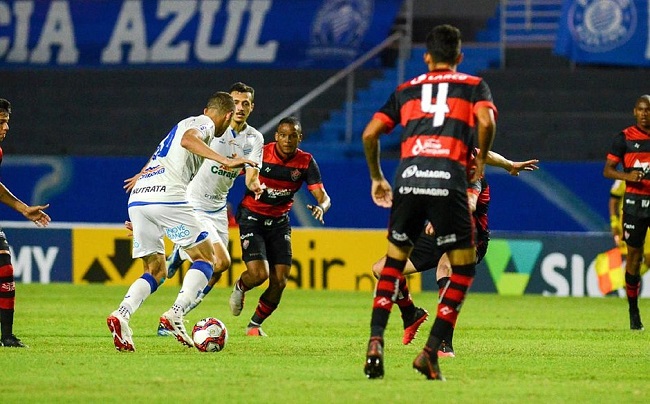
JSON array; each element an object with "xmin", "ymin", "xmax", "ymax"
[{"xmin": 421, "ymin": 83, "xmax": 449, "ymax": 127}]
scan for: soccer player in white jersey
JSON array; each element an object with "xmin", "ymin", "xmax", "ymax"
[
  {"xmin": 162, "ymin": 82, "xmax": 264, "ymax": 320},
  {"xmin": 107, "ymin": 91, "xmax": 258, "ymax": 352}
]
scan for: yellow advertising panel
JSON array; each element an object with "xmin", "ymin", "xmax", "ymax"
[{"xmin": 72, "ymin": 227, "xmax": 421, "ymax": 293}]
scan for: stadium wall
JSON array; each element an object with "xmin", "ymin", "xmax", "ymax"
[{"xmin": 5, "ymin": 224, "xmax": 650, "ymax": 297}]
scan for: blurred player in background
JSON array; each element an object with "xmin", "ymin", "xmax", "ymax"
[
  {"xmin": 362, "ymin": 24, "xmax": 497, "ymax": 380},
  {"xmin": 229, "ymin": 116, "xmax": 331, "ymax": 337},
  {"xmin": 107, "ymin": 92, "xmax": 257, "ymax": 351},
  {"xmin": 158, "ymin": 82, "xmax": 264, "ymax": 337},
  {"xmin": 0, "ymin": 98, "xmax": 51, "ymax": 348},
  {"xmin": 371, "ymin": 150, "xmax": 539, "ymax": 357},
  {"xmin": 604, "ymin": 94, "xmax": 650, "ymax": 331}
]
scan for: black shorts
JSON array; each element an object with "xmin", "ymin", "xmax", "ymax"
[
  {"xmin": 388, "ymin": 190, "xmax": 474, "ymax": 252},
  {"xmin": 622, "ymin": 213, "xmax": 650, "ymax": 248},
  {"xmin": 236, "ymin": 206, "xmax": 292, "ymax": 266},
  {"xmin": 409, "ymin": 228, "xmax": 489, "ymax": 273}
]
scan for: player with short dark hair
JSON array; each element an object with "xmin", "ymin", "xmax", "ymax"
[
  {"xmin": 362, "ymin": 24, "xmax": 497, "ymax": 380},
  {"xmin": 371, "ymin": 150, "xmax": 539, "ymax": 356},
  {"xmin": 603, "ymin": 94, "xmax": 650, "ymax": 331},
  {"xmin": 0, "ymin": 98, "xmax": 51, "ymax": 348},
  {"xmin": 229, "ymin": 116, "xmax": 331, "ymax": 337},
  {"xmin": 107, "ymin": 92, "xmax": 258, "ymax": 351},
  {"xmin": 158, "ymin": 82, "xmax": 264, "ymax": 327}
]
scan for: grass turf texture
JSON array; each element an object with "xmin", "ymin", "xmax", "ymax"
[{"xmin": 2, "ymin": 284, "xmax": 648, "ymax": 403}]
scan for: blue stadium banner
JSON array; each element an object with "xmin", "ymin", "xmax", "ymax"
[
  {"xmin": 0, "ymin": 0, "xmax": 402, "ymax": 68},
  {"xmin": 555, "ymin": 0, "xmax": 650, "ymax": 67}
]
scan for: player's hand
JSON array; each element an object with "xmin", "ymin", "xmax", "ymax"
[
  {"xmin": 23, "ymin": 204, "xmax": 51, "ymax": 227},
  {"xmin": 124, "ymin": 220, "xmax": 133, "ymax": 237},
  {"xmin": 222, "ymin": 158, "xmax": 258, "ymax": 170},
  {"xmin": 371, "ymin": 178, "xmax": 392, "ymax": 208},
  {"xmin": 251, "ymin": 183, "xmax": 266, "ymax": 200},
  {"xmin": 509, "ymin": 159, "xmax": 539, "ymax": 176},
  {"xmin": 471, "ymin": 157, "xmax": 486, "ymax": 183},
  {"xmin": 123, "ymin": 173, "xmax": 141, "ymax": 193},
  {"xmin": 629, "ymin": 170, "xmax": 645, "ymax": 182},
  {"xmin": 307, "ymin": 204, "xmax": 325, "ymax": 224},
  {"xmin": 424, "ymin": 222, "xmax": 435, "ymax": 236}
]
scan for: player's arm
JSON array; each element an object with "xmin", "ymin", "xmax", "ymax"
[
  {"xmin": 307, "ymin": 187, "xmax": 331, "ymax": 225},
  {"xmin": 0, "ymin": 181, "xmax": 50, "ymax": 227},
  {"xmin": 473, "ymin": 106, "xmax": 496, "ymax": 183},
  {"xmin": 124, "ymin": 157, "xmax": 152, "ymax": 193},
  {"xmin": 486, "ymin": 150, "xmax": 539, "ymax": 176},
  {"xmin": 362, "ymin": 118, "xmax": 392, "ymax": 208},
  {"xmin": 181, "ymin": 128, "xmax": 257, "ymax": 169},
  {"xmin": 244, "ymin": 166, "xmax": 265, "ymax": 200},
  {"xmin": 604, "ymin": 158, "xmax": 644, "ymax": 182}
]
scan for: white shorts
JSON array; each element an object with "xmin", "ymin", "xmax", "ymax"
[
  {"xmin": 195, "ymin": 208, "xmax": 229, "ymax": 246},
  {"xmin": 128, "ymin": 203, "xmax": 208, "ymax": 259}
]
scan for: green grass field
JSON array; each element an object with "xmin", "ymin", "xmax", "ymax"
[{"xmin": 1, "ymin": 284, "xmax": 648, "ymax": 403}]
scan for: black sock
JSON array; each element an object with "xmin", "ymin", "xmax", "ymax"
[{"xmin": 1, "ymin": 308, "xmax": 14, "ymax": 338}]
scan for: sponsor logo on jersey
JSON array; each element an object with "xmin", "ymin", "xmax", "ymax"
[
  {"xmin": 131, "ymin": 185, "xmax": 166, "ymax": 194},
  {"xmin": 411, "ymin": 138, "xmax": 450, "ymax": 156},
  {"xmin": 267, "ymin": 188, "xmax": 292, "ymax": 198},
  {"xmin": 401, "ymin": 165, "xmax": 451, "ymax": 179},
  {"xmin": 138, "ymin": 165, "xmax": 165, "ymax": 180}
]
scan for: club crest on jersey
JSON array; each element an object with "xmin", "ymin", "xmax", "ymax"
[{"xmin": 290, "ymin": 169, "xmax": 301, "ymax": 181}]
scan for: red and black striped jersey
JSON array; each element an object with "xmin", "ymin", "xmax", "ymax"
[
  {"xmin": 607, "ymin": 125, "xmax": 650, "ymax": 218},
  {"xmin": 607, "ymin": 125, "xmax": 650, "ymax": 197},
  {"xmin": 241, "ymin": 142, "xmax": 324, "ymax": 217},
  {"xmin": 375, "ymin": 69, "xmax": 497, "ymax": 193}
]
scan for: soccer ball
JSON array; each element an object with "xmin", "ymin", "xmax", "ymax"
[{"xmin": 192, "ymin": 317, "xmax": 228, "ymax": 352}]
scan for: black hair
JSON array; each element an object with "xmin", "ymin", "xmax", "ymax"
[
  {"xmin": 229, "ymin": 82, "xmax": 255, "ymax": 101},
  {"xmin": 0, "ymin": 98, "xmax": 11, "ymax": 114},
  {"xmin": 277, "ymin": 116, "xmax": 302, "ymax": 133},
  {"xmin": 425, "ymin": 24, "xmax": 462, "ymax": 65}
]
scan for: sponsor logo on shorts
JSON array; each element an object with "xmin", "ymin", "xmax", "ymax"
[
  {"xmin": 165, "ymin": 224, "xmax": 191, "ymax": 241},
  {"xmin": 436, "ymin": 234, "xmax": 457, "ymax": 246},
  {"xmin": 391, "ymin": 231, "xmax": 409, "ymax": 242},
  {"xmin": 398, "ymin": 186, "xmax": 449, "ymax": 196}
]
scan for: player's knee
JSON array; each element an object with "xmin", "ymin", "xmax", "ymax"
[{"xmin": 214, "ymin": 256, "xmax": 231, "ymax": 273}]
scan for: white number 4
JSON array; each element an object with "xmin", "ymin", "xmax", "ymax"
[{"xmin": 421, "ymin": 83, "xmax": 449, "ymax": 127}]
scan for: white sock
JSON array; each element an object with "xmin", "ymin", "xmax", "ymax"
[
  {"xmin": 119, "ymin": 278, "xmax": 152, "ymax": 318},
  {"xmin": 173, "ymin": 268, "xmax": 209, "ymax": 314}
]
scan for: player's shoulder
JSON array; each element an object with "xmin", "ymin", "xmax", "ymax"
[{"xmin": 242, "ymin": 125, "xmax": 264, "ymax": 141}]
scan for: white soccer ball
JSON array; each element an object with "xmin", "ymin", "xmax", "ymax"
[{"xmin": 192, "ymin": 317, "xmax": 228, "ymax": 352}]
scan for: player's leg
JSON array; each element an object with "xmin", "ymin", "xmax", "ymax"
[
  {"xmin": 158, "ymin": 206, "xmax": 215, "ymax": 347},
  {"xmin": 435, "ymin": 253, "xmax": 455, "ymax": 357},
  {"xmin": 246, "ymin": 262, "xmax": 291, "ymax": 337},
  {"xmin": 622, "ymin": 214, "xmax": 645, "ymax": 330},
  {"xmin": 231, "ymin": 224, "xmax": 271, "ymax": 316},
  {"xmin": 107, "ymin": 206, "xmax": 165, "ymax": 352},
  {"xmin": 245, "ymin": 220, "xmax": 292, "ymax": 336},
  {"xmin": 0, "ymin": 232, "xmax": 26, "ymax": 348}
]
